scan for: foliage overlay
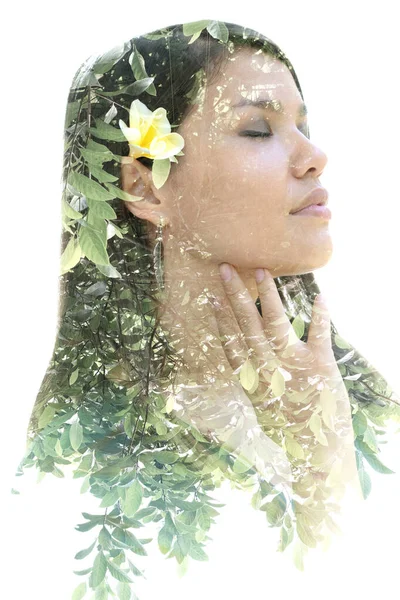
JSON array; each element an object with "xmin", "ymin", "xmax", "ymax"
[{"xmin": 15, "ymin": 20, "xmax": 400, "ymax": 600}]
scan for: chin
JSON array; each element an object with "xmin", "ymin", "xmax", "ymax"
[{"xmin": 269, "ymin": 250, "xmax": 333, "ymax": 278}]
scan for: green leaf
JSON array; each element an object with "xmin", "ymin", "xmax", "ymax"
[
  {"xmin": 98, "ymin": 527, "xmax": 114, "ymax": 551},
  {"xmin": 89, "ymin": 165, "xmax": 119, "ymax": 183},
  {"xmin": 239, "ymin": 358, "xmax": 259, "ymax": 392},
  {"xmin": 188, "ymin": 542, "xmax": 208, "ymax": 561},
  {"xmin": 172, "ymin": 498, "xmax": 203, "ymax": 511},
  {"xmin": 79, "ymin": 475, "xmax": 90, "ymax": 494},
  {"xmin": 197, "ymin": 507, "xmax": 211, "ymax": 531},
  {"xmin": 93, "ymin": 43, "xmax": 127, "ymax": 75},
  {"xmin": 260, "ymin": 492, "xmax": 286, "ymax": 526},
  {"xmin": 87, "ymin": 139, "xmax": 115, "ymax": 154},
  {"xmin": 60, "ymin": 236, "xmax": 82, "ymax": 274},
  {"xmin": 96, "ymin": 263, "xmax": 122, "ymax": 279},
  {"xmin": 158, "ymin": 524, "xmax": 174, "ymax": 554},
  {"xmin": 87, "ymin": 200, "xmax": 117, "ymax": 221},
  {"xmin": 68, "ymin": 171, "xmax": 115, "ymax": 201},
  {"xmin": 65, "ymin": 99, "xmax": 81, "ymax": 128},
  {"xmin": 129, "ymin": 44, "xmax": 156, "ymax": 96},
  {"xmin": 104, "ymin": 182, "xmax": 144, "ymax": 203},
  {"xmin": 307, "ymin": 412, "xmax": 328, "ymax": 446},
  {"xmin": 100, "ymin": 487, "xmax": 120, "ymax": 508},
  {"xmin": 182, "ymin": 20, "xmax": 212, "ymax": 43},
  {"xmin": 319, "ymin": 387, "xmax": 337, "ymax": 432},
  {"xmin": 277, "ymin": 526, "xmax": 292, "ymax": 552},
  {"xmin": 73, "ymin": 567, "xmax": 92, "ymax": 576},
  {"xmin": 172, "ymin": 535, "xmax": 189, "ymax": 563},
  {"xmin": 251, "ymin": 489, "xmax": 262, "ymax": 510},
  {"xmin": 357, "ymin": 462, "xmax": 372, "ymax": 499},
  {"xmin": 89, "ymin": 118, "xmax": 127, "ymax": 142},
  {"xmin": 106, "ymin": 559, "xmax": 133, "ymax": 583},
  {"xmin": 291, "ymin": 313, "xmax": 305, "ymax": 340},
  {"xmin": 94, "ymin": 584, "xmax": 108, "ymax": 600},
  {"xmin": 293, "ymin": 540, "xmax": 306, "ymax": 571},
  {"xmin": 89, "ymin": 551, "xmax": 108, "ymax": 589},
  {"xmin": 116, "ymin": 582, "xmax": 132, "ymax": 600},
  {"xmin": 285, "ymin": 436, "xmax": 304, "ymax": 459},
  {"xmin": 80, "ymin": 147, "xmax": 115, "ymax": 167},
  {"xmin": 55, "ymin": 439, "xmax": 63, "ymax": 456},
  {"xmin": 206, "ymin": 21, "xmax": 229, "ymax": 43},
  {"xmin": 296, "ymin": 518, "xmax": 317, "ymax": 548},
  {"xmin": 154, "ymin": 451, "xmax": 178, "ymax": 465},
  {"xmin": 152, "ymin": 159, "xmax": 171, "ymax": 190},
  {"xmin": 232, "ymin": 454, "xmax": 253, "ymax": 474},
  {"xmin": 78, "ymin": 224, "xmax": 110, "ymax": 266},
  {"xmin": 120, "ymin": 479, "xmax": 143, "ymax": 517},
  {"xmin": 271, "ymin": 367, "xmax": 285, "ymax": 397},
  {"xmin": 127, "ymin": 560, "xmax": 145, "ymax": 578},
  {"xmin": 112, "ymin": 528, "xmax": 148, "ymax": 556},
  {"xmin": 63, "ymin": 199, "xmax": 83, "ymax": 220},
  {"xmin": 352, "ymin": 410, "xmax": 368, "ymax": 436},
  {"xmin": 362, "ymin": 452, "xmax": 395, "ymax": 475},
  {"xmin": 75, "ymin": 539, "xmax": 97, "ymax": 560},
  {"xmin": 69, "ymin": 421, "xmax": 83, "ymax": 451},
  {"xmin": 91, "ymin": 464, "xmax": 121, "ymax": 480},
  {"xmin": 71, "ymin": 582, "xmax": 87, "ymax": 600},
  {"xmin": 259, "ymin": 480, "xmax": 275, "ymax": 498},
  {"xmin": 363, "ymin": 425, "xmax": 379, "ymax": 453},
  {"xmin": 69, "ymin": 368, "xmax": 79, "ymax": 386},
  {"xmin": 38, "ymin": 405, "xmax": 57, "ymax": 430},
  {"xmin": 334, "ymin": 333, "xmax": 352, "ymax": 350}
]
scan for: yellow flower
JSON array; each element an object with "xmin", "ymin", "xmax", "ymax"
[{"xmin": 119, "ymin": 99, "xmax": 184, "ymax": 160}]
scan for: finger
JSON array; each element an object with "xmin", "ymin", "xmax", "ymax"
[
  {"xmin": 211, "ymin": 295, "xmax": 250, "ymax": 374},
  {"xmin": 219, "ymin": 264, "xmax": 275, "ymax": 365},
  {"xmin": 121, "ymin": 157, "xmax": 138, "ymax": 187},
  {"xmin": 307, "ymin": 294, "xmax": 334, "ymax": 362},
  {"xmin": 255, "ymin": 268, "xmax": 295, "ymax": 355}
]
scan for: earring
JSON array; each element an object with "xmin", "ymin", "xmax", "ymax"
[{"xmin": 153, "ymin": 215, "xmax": 166, "ymax": 291}]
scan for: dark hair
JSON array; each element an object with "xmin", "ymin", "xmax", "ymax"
[{"xmin": 18, "ymin": 21, "xmax": 400, "ymax": 585}]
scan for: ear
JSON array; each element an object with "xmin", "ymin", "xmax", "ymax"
[{"xmin": 120, "ymin": 156, "xmax": 169, "ymax": 227}]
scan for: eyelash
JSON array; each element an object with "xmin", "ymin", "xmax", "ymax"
[
  {"xmin": 240, "ymin": 125, "xmax": 309, "ymax": 139},
  {"xmin": 241, "ymin": 130, "xmax": 272, "ymax": 138}
]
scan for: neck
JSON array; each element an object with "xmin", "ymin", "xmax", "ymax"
[{"xmin": 158, "ymin": 231, "xmax": 258, "ymax": 384}]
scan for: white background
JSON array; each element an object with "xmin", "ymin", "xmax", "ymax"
[{"xmin": 2, "ymin": 1, "xmax": 400, "ymax": 599}]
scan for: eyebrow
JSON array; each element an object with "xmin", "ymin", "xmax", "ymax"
[{"xmin": 231, "ymin": 98, "xmax": 308, "ymax": 117}]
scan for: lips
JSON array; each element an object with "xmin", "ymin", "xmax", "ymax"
[{"xmin": 290, "ymin": 187, "xmax": 328, "ymax": 214}]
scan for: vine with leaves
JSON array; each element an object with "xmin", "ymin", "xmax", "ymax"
[{"xmin": 14, "ymin": 20, "xmax": 400, "ymax": 600}]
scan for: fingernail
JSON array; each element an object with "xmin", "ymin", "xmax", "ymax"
[
  {"xmin": 219, "ymin": 263, "xmax": 232, "ymax": 281},
  {"xmin": 209, "ymin": 295, "xmax": 222, "ymax": 309},
  {"xmin": 255, "ymin": 268, "xmax": 265, "ymax": 283}
]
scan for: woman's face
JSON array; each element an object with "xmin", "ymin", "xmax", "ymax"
[{"xmin": 163, "ymin": 46, "xmax": 331, "ymax": 277}]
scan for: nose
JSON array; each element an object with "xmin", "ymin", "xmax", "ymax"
[{"xmin": 291, "ymin": 135, "xmax": 328, "ymax": 179}]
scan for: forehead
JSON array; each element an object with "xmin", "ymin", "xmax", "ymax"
[{"xmin": 202, "ymin": 47, "xmax": 301, "ymax": 116}]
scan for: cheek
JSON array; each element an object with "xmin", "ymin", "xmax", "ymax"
[
  {"xmin": 210, "ymin": 151, "xmax": 286, "ymax": 218},
  {"xmin": 214, "ymin": 140, "xmax": 284, "ymax": 187}
]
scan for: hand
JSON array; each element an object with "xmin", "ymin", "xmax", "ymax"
[{"xmin": 213, "ymin": 263, "xmax": 359, "ymax": 491}]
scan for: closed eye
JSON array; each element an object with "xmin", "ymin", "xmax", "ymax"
[
  {"xmin": 239, "ymin": 130, "xmax": 272, "ymax": 138},
  {"xmin": 240, "ymin": 123, "xmax": 309, "ymax": 139}
]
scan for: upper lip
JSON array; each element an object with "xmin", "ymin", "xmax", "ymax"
[{"xmin": 290, "ymin": 187, "xmax": 328, "ymax": 214}]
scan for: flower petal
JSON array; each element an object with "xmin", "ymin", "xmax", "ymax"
[
  {"xmin": 149, "ymin": 133, "xmax": 185, "ymax": 159},
  {"xmin": 129, "ymin": 99, "xmax": 153, "ymax": 128},
  {"xmin": 151, "ymin": 107, "xmax": 171, "ymax": 135},
  {"xmin": 128, "ymin": 144, "xmax": 152, "ymax": 159},
  {"xmin": 119, "ymin": 120, "xmax": 142, "ymax": 145}
]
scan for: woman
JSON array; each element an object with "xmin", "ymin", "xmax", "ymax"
[{"xmin": 18, "ymin": 20, "xmax": 400, "ymax": 598}]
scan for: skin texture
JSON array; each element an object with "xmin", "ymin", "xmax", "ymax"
[
  {"xmin": 121, "ymin": 46, "xmax": 331, "ymax": 378},
  {"xmin": 121, "ymin": 46, "xmax": 362, "ymax": 510}
]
